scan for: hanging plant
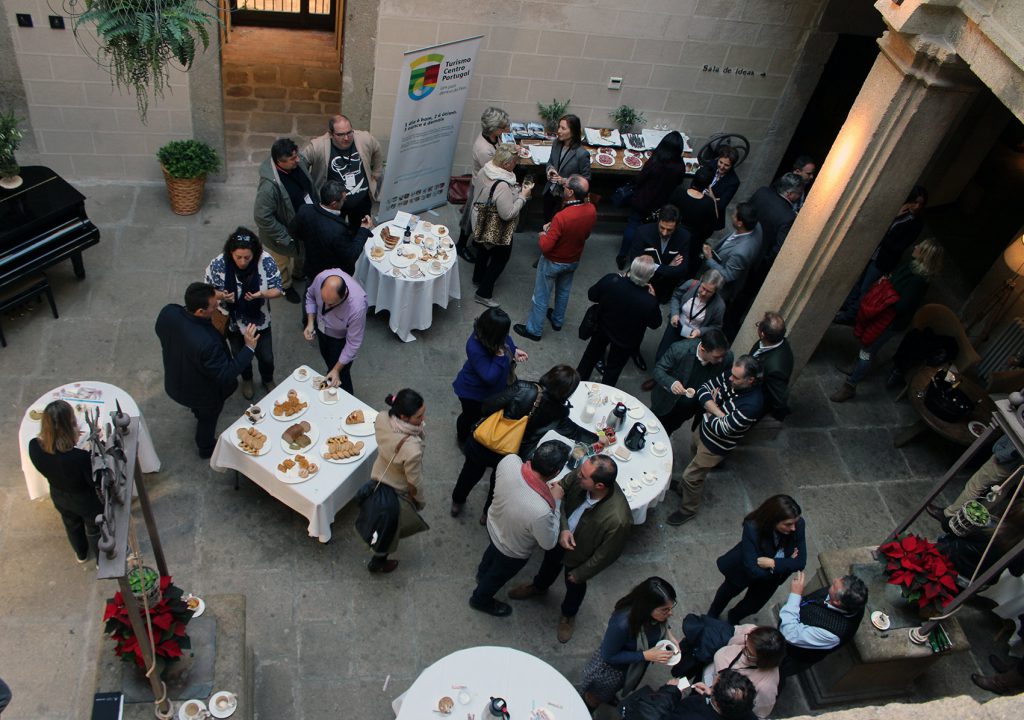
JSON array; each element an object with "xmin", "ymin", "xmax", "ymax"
[{"xmin": 73, "ymin": 0, "xmax": 216, "ymax": 121}]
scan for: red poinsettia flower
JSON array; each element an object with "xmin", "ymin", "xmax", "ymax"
[{"xmin": 878, "ymin": 534, "xmax": 960, "ymax": 614}]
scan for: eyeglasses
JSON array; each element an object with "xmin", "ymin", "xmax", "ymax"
[
  {"xmin": 333, "ymin": 130, "xmax": 354, "ymax": 138},
  {"xmin": 653, "ymin": 602, "xmax": 676, "ymax": 616}
]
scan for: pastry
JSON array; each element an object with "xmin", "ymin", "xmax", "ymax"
[
  {"xmin": 438, "ymin": 697, "xmax": 454, "ymax": 714},
  {"xmin": 322, "ymin": 435, "xmax": 365, "ymax": 460},
  {"xmin": 236, "ymin": 426, "xmax": 267, "ymax": 454},
  {"xmin": 345, "ymin": 409, "xmax": 365, "ymax": 425},
  {"xmin": 370, "ymin": 246, "xmax": 385, "ymax": 260},
  {"xmin": 282, "ymin": 421, "xmax": 312, "ymax": 450},
  {"xmin": 600, "ymin": 127, "xmax": 612, "ymax": 138},
  {"xmin": 273, "ymin": 389, "xmax": 307, "ymax": 417}
]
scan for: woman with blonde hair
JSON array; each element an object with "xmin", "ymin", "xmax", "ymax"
[
  {"xmin": 470, "ymin": 144, "xmax": 533, "ymax": 307},
  {"xmin": 28, "ymin": 400, "xmax": 102, "ymax": 563},
  {"xmin": 832, "ymin": 237, "xmax": 945, "ymax": 402}
]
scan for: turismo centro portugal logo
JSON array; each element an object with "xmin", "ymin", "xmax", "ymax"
[{"xmin": 408, "ymin": 54, "xmax": 443, "ymax": 100}]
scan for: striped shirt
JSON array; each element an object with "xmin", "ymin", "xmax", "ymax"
[{"xmin": 697, "ymin": 371, "xmax": 765, "ymax": 455}]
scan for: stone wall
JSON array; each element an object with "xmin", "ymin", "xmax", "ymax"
[
  {"xmin": 3, "ymin": 0, "xmax": 195, "ymax": 181},
  {"xmin": 370, "ymin": 0, "xmax": 827, "ymax": 181}
]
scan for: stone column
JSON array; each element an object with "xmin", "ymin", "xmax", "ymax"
[
  {"xmin": 340, "ymin": 0, "xmax": 381, "ymax": 130},
  {"xmin": 735, "ymin": 29, "xmax": 979, "ymax": 371},
  {"xmin": 190, "ymin": 21, "xmax": 226, "ymax": 182}
]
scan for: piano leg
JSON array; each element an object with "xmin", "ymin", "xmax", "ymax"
[{"xmin": 71, "ymin": 251, "xmax": 86, "ymax": 279}]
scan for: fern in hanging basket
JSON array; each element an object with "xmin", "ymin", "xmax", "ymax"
[{"xmin": 74, "ymin": 0, "xmax": 215, "ymax": 121}]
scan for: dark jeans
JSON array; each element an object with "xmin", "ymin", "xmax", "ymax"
[
  {"xmin": 472, "ymin": 242, "xmax": 513, "ymax": 299},
  {"xmin": 315, "ymin": 327, "xmax": 354, "ymax": 394},
  {"xmin": 707, "ymin": 577, "xmax": 784, "ymax": 624},
  {"xmin": 343, "ymin": 195, "xmax": 373, "ymax": 230},
  {"xmin": 191, "ymin": 403, "xmax": 223, "ymax": 457},
  {"xmin": 471, "ymin": 540, "xmax": 529, "ymax": 605},
  {"xmin": 452, "ymin": 437, "xmax": 503, "ymax": 509},
  {"xmin": 543, "ymin": 192, "xmax": 561, "ymax": 223},
  {"xmin": 51, "ymin": 488, "xmax": 102, "ymax": 559},
  {"xmin": 532, "ymin": 544, "xmax": 588, "ymax": 617},
  {"xmin": 456, "ymin": 397, "xmax": 484, "ymax": 444},
  {"xmin": 227, "ymin": 325, "xmax": 275, "ymax": 383},
  {"xmin": 655, "ymin": 403, "xmax": 698, "ymax": 437},
  {"xmin": 617, "ymin": 210, "xmax": 644, "ymax": 260},
  {"xmin": 578, "ymin": 328, "xmax": 633, "ymax": 387}
]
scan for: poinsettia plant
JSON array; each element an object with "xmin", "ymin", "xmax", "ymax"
[
  {"xmin": 878, "ymin": 534, "xmax": 959, "ymax": 613},
  {"xmin": 103, "ymin": 575, "xmax": 193, "ymax": 667}
]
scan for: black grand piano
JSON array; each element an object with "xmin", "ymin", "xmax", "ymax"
[{"xmin": 0, "ymin": 166, "xmax": 101, "ymax": 287}]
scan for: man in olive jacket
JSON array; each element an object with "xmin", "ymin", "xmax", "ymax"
[
  {"xmin": 508, "ymin": 455, "xmax": 632, "ymax": 643},
  {"xmin": 651, "ymin": 329, "xmax": 732, "ymax": 436}
]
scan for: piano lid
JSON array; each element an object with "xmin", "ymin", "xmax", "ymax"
[{"xmin": 0, "ymin": 166, "xmax": 89, "ymax": 245}]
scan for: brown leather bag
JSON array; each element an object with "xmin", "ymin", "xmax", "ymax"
[{"xmin": 448, "ymin": 174, "xmax": 472, "ymax": 205}]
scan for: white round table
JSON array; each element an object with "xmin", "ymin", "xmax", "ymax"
[
  {"xmin": 541, "ymin": 382, "xmax": 673, "ymax": 524},
  {"xmin": 354, "ymin": 217, "xmax": 460, "ymax": 342},
  {"xmin": 19, "ymin": 381, "xmax": 161, "ymax": 500},
  {"xmin": 395, "ymin": 646, "xmax": 589, "ymax": 720}
]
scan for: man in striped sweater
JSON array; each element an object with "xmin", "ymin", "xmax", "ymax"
[{"xmin": 668, "ymin": 355, "xmax": 765, "ymax": 526}]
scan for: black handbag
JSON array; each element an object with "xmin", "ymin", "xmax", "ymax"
[
  {"xmin": 579, "ymin": 303, "xmax": 601, "ymax": 340},
  {"xmin": 923, "ymin": 371, "xmax": 973, "ymax": 422}
]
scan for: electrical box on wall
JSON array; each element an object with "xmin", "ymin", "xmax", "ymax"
[
  {"xmin": 16, "ymin": 13, "xmax": 32, "ymax": 27},
  {"xmin": 608, "ymin": 77, "xmax": 623, "ymax": 90},
  {"xmin": 49, "ymin": 15, "xmax": 65, "ymax": 30}
]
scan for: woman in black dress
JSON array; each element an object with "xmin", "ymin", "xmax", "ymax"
[
  {"xmin": 708, "ymin": 494, "xmax": 806, "ymax": 624},
  {"xmin": 28, "ymin": 400, "xmax": 102, "ymax": 563},
  {"xmin": 669, "ymin": 166, "xmax": 719, "ymax": 264}
]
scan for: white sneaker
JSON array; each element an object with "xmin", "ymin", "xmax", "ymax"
[{"xmin": 474, "ymin": 294, "xmax": 500, "ymax": 308}]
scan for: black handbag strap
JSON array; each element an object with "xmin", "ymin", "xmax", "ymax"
[{"xmin": 484, "ymin": 179, "xmax": 509, "ymax": 206}]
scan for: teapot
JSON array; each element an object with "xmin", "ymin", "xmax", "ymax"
[
  {"xmin": 606, "ymin": 402, "xmax": 627, "ymax": 431},
  {"xmin": 624, "ymin": 422, "xmax": 647, "ymax": 451},
  {"xmin": 489, "ymin": 697, "xmax": 510, "ymax": 718}
]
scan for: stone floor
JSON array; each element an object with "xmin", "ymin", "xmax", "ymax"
[
  {"xmin": 222, "ymin": 27, "xmax": 341, "ymax": 180},
  {"xmin": 0, "ymin": 181, "xmax": 1013, "ymax": 719}
]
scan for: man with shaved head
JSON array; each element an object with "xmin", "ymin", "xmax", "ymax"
[
  {"xmin": 302, "ymin": 115, "xmax": 384, "ymax": 229},
  {"xmin": 303, "ymin": 269, "xmax": 368, "ymax": 393}
]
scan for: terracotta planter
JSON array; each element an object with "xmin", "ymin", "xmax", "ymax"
[{"xmin": 161, "ymin": 165, "xmax": 206, "ymax": 215}]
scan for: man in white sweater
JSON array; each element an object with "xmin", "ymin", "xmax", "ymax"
[{"xmin": 469, "ymin": 441, "xmax": 571, "ymax": 617}]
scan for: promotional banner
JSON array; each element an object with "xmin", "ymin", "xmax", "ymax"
[{"xmin": 377, "ymin": 35, "xmax": 483, "ymax": 219}]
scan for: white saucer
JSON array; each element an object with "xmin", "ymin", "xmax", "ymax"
[
  {"xmin": 427, "ymin": 265, "xmax": 446, "ymax": 275},
  {"xmin": 178, "ymin": 699, "xmax": 207, "ymax": 720},
  {"xmin": 641, "ymin": 471, "xmax": 658, "ymax": 486},
  {"xmin": 319, "ymin": 389, "xmax": 340, "ymax": 405},
  {"xmin": 186, "ymin": 595, "xmax": 205, "ymax": 618},
  {"xmin": 656, "ymin": 639, "xmax": 682, "ymax": 666},
  {"xmin": 291, "ymin": 368, "xmax": 311, "ymax": 382},
  {"xmin": 208, "ymin": 691, "xmax": 238, "ymax": 718},
  {"xmin": 870, "ymin": 611, "xmax": 891, "ymax": 631},
  {"xmin": 645, "ymin": 421, "xmax": 661, "ymax": 435},
  {"xmin": 342, "ymin": 410, "xmax": 377, "ymax": 437},
  {"xmin": 628, "ymin": 406, "xmax": 646, "ymax": 420}
]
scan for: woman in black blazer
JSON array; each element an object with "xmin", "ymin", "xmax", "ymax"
[
  {"xmin": 708, "ymin": 495, "xmax": 806, "ymax": 624},
  {"xmin": 543, "ymin": 114, "xmax": 591, "ymax": 222}
]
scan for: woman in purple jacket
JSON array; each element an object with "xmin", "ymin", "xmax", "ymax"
[{"xmin": 452, "ymin": 308, "xmax": 528, "ymax": 446}]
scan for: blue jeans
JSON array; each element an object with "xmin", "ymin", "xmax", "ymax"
[
  {"xmin": 848, "ymin": 327, "xmax": 896, "ymax": 386},
  {"xmin": 525, "ymin": 257, "xmax": 579, "ymax": 336}
]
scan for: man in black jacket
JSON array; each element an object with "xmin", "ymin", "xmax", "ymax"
[
  {"xmin": 627, "ymin": 205, "xmax": 692, "ymax": 304},
  {"xmin": 156, "ymin": 283, "xmax": 259, "ymax": 458},
  {"xmin": 288, "ymin": 179, "xmax": 373, "ymax": 280},
  {"xmin": 749, "ymin": 311, "xmax": 794, "ymax": 421}
]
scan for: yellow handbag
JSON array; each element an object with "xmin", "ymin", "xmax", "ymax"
[{"xmin": 473, "ymin": 384, "xmax": 543, "ymax": 455}]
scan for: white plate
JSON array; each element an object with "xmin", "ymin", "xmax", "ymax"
[
  {"xmin": 594, "ymin": 155, "xmax": 616, "ymax": 167},
  {"xmin": 427, "ymin": 263, "xmax": 447, "ymax": 275},
  {"xmin": 185, "ymin": 595, "xmax": 205, "ymax": 618},
  {"xmin": 319, "ymin": 388, "xmax": 340, "ymax": 405},
  {"xmin": 649, "ymin": 444, "xmax": 669, "ymax": 457},
  {"xmin": 645, "ymin": 420, "xmax": 661, "ymax": 435},
  {"xmin": 627, "ymin": 406, "xmax": 645, "ymax": 420},
  {"xmin": 870, "ymin": 610, "xmax": 891, "ymax": 631},
  {"xmin": 611, "ymin": 448, "xmax": 631, "ymax": 463},
  {"xmin": 431, "ymin": 224, "xmax": 450, "ymax": 238},
  {"xmin": 208, "ymin": 691, "xmax": 238, "ymax": 719},
  {"xmin": 656, "ymin": 639, "xmax": 682, "ymax": 666},
  {"xmin": 280, "ymin": 421, "xmax": 320, "ymax": 454},
  {"xmin": 968, "ymin": 421, "xmax": 986, "ymax": 438},
  {"xmin": 342, "ymin": 410, "xmax": 377, "ymax": 437},
  {"xmin": 178, "ymin": 699, "xmax": 207, "ymax": 720},
  {"xmin": 389, "ymin": 247, "xmax": 418, "ymax": 267},
  {"xmin": 320, "ymin": 439, "xmax": 367, "ymax": 464},
  {"xmin": 234, "ymin": 429, "xmax": 271, "ymax": 456},
  {"xmin": 275, "ymin": 463, "xmax": 318, "ymax": 484},
  {"xmin": 291, "ymin": 367, "xmax": 311, "ymax": 382},
  {"xmin": 271, "ymin": 391, "xmax": 309, "ymax": 421}
]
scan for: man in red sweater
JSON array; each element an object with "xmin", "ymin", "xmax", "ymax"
[{"xmin": 515, "ymin": 175, "xmax": 597, "ymax": 341}]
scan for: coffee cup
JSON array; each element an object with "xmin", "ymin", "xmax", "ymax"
[
  {"xmin": 327, "ymin": 388, "xmax": 337, "ymax": 398},
  {"xmin": 297, "ymin": 368, "xmax": 308, "ymax": 379},
  {"xmin": 581, "ymin": 404, "xmax": 596, "ymax": 422},
  {"xmin": 431, "ymin": 260, "xmax": 442, "ymax": 272},
  {"xmin": 684, "ymin": 387, "xmax": 696, "ymax": 398},
  {"xmin": 183, "ymin": 701, "xmax": 201, "ymax": 718},
  {"xmin": 652, "ymin": 441, "xmax": 666, "ymax": 453}
]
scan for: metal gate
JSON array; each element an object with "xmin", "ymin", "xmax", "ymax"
[{"xmin": 230, "ymin": 0, "xmax": 335, "ymax": 30}]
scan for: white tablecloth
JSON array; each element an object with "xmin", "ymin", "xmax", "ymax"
[
  {"xmin": 540, "ymin": 382, "xmax": 673, "ymax": 524},
  {"xmin": 395, "ymin": 646, "xmax": 589, "ymax": 720},
  {"xmin": 209, "ymin": 365, "xmax": 379, "ymax": 543},
  {"xmin": 19, "ymin": 381, "xmax": 161, "ymax": 500},
  {"xmin": 354, "ymin": 217, "xmax": 460, "ymax": 342}
]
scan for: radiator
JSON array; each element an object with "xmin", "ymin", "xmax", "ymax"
[{"xmin": 978, "ymin": 317, "xmax": 1024, "ymax": 381}]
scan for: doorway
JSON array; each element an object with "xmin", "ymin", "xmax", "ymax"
[{"xmin": 230, "ymin": 0, "xmax": 335, "ymax": 30}]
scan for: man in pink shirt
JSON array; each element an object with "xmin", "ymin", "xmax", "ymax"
[
  {"xmin": 515, "ymin": 175, "xmax": 597, "ymax": 341},
  {"xmin": 303, "ymin": 269, "xmax": 368, "ymax": 393}
]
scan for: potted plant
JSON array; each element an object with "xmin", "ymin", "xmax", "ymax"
[
  {"xmin": 74, "ymin": 0, "xmax": 215, "ymax": 121},
  {"xmin": 0, "ymin": 109, "xmax": 24, "ymax": 190},
  {"xmin": 949, "ymin": 500, "xmax": 991, "ymax": 536},
  {"xmin": 610, "ymin": 105, "xmax": 646, "ymax": 133},
  {"xmin": 878, "ymin": 533, "xmax": 959, "ymax": 617},
  {"xmin": 537, "ymin": 98, "xmax": 571, "ymax": 135},
  {"xmin": 156, "ymin": 139, "xmax": 220, "ymax": 215},
  {"xmin": 103, "ymin": 574, "xmax": 193, "ymax": 668}
]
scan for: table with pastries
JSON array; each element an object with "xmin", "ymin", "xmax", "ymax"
[
  {"xmin": 208, "ymin": 365, "xmax": 380, "ymax": 543},
  {"xmin": 393, "ymin": 646, "xmax": 589, "ymax": 720},
  {"xmin": 354, "ymin": 210, "xmax": 460, "ymax": 342},
  {"xmin": 19, "ymin": 381, "xmax": 161, "ymax": 500},
  {"xmin": 539, "ymin": 381, "xmax": 673, "ymax": 524}
]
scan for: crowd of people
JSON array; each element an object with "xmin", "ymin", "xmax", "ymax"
[{"xmin": 25, "ymin": 107, "xmax": 1019, "ymax": 718}]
